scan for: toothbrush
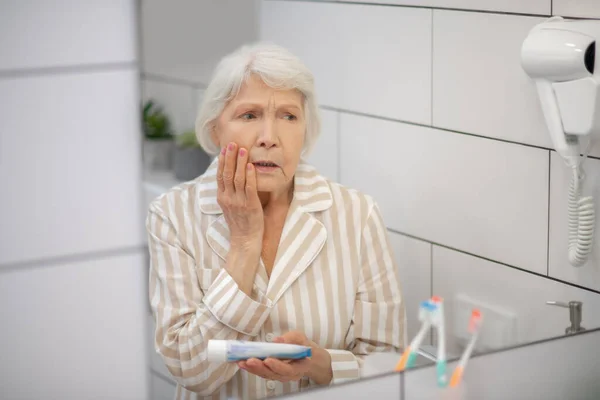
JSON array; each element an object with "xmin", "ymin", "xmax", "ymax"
[
  {"xmin": 431, "ymin": 296, "xmax": 447, "ymax": 388},
  {"xmin": 394, "ymin": 300, "xmax": 437, "ymax": 371},
  {"xmin": 449, "ymin": 309, "xmax": 482, "ymax": 388}
]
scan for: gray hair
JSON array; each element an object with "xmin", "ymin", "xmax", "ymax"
[{"xmin": 195, "ymin": 42, "xmax": 321, "ymax": 156}]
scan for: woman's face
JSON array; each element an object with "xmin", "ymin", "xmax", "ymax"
[{"xmin": 212, "ymin": 75, "xmax": 306, "ymax": 194}]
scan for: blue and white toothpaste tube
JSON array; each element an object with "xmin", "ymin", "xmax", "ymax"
[{"xmin": 207, "ymin": 340, "xmax": 312, "ymax": 362}]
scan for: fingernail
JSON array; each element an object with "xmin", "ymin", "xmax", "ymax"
[
  {"xmin": 221, "ymin": 147, "xmax": 226, "ymax": 155},
  {"xmin": 239, "ymin": 148, "xmax": 246, "ymax": 156},
  {"xmin": 228, "ymin": 143, "xmax": 235, "ymax": 151},
  {"xmin": 247, "ymin": 163, "xmax": 252, "ymax": 170}
]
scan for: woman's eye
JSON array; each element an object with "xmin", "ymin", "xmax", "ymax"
[
  {"xmin": 283, "ymin": 114, "xmax": 297, "ymax": 121},
  {"xmin": 241, "ymin": 112, "xmax": 256, "ymax": 120}
]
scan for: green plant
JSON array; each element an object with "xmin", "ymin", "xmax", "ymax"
[
  {"xmin": 142, "ymin": 100, "xmax": 173, "ymax": 140},
  {"xmin": 176, "ymin": 129, "xmax": 201, "ymax": 149}
]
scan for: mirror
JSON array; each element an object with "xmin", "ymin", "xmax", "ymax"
[{"xmin": 138, "ymin": 1, "xmax": 600, "ymax": 399}]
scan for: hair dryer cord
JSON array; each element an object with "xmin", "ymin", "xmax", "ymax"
[{"xmin": 568, "ymin": 165, "xmax": 595, "ymax": 267}]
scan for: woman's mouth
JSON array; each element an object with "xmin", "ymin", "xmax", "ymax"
[{"xmin": 252, "ymin": 161, "xmax": 280, "ymax": 173}]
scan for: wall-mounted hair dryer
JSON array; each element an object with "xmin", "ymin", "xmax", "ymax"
[{"xmin": 521, "ymin": 16, "xmax": 599, "ymax": 267}]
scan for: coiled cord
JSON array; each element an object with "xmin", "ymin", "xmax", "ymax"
[{"xmin": 568, "ymin": 165, "xmax": 595, "ymax": 267}]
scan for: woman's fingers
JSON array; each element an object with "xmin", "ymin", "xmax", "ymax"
[
  {"xmin": 245, "ymin": 163, "xmax": 260, "ymax": 207},
  {"xmin": 264, "ymin": 357, "xmax": 310, "ymax": 378},
  {"xmin": 223, "ymin": 142, "xmax": 237, "ymax": 194},
  {"xmin": 234, "ymin": 147, "xmax": 248, "ymax": 195},
  {"xmin": 244, "ymin": 358, "xmax": 280, "ymax": 380},
  {"xmin": 239, "ymin": 358, "xmax": 308, "ymax": 383}
]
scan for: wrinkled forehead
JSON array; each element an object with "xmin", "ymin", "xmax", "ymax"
[{"xmin": 229, "ymin": 74, "xmax": 304, "ymax": 110}]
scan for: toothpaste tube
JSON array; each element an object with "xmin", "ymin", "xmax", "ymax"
[{"xmin": 207, "ymin": 340, "xmax": 312, "ymax": 362}]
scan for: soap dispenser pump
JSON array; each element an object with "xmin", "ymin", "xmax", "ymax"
[{"xmin": 546, "ymin": 300, "xmax": 586, "ymax": 335}]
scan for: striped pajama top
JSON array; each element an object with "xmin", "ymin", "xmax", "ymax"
[{"xmin": 146, "ymin": 158, "xmax": 405, "ymax": 400}]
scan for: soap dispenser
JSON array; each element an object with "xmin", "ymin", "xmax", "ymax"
[{"xmin": 546, "ymin": 300, "xmax": 586, "ymax": 335}]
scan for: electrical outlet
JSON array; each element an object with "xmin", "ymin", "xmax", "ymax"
[{"xmin": 453, "ymin": 293, "xmax": 518, "ymax": 352}]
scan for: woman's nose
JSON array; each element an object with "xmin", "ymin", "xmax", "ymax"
[{"xmin": 257, "ymin": 120, "xmax": 278, "ymax": 148}]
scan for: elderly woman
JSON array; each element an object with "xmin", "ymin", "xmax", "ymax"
[{"xmin": 146, "ymin": 43, "xmax": 405, "ymax": 400}]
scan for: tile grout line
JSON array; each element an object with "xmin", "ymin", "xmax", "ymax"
[
  {"xmin": 430, "ymin": 243, "xmax": 434, "ymax": 346},
  {"xmin": 547, "ymin": 151, "xmax": 552, "ymax": 276},
  {"xmin": 430, "ymin": 244, "xmax": 434, "ymax": 298},
  {"xmin": 319, "ymin": 105, "xmax": 600, "ymax": 161},
  {"xmin": 0, "ymin": 61, "xmax": 138, "ymax": 80},
  {"xmin": 430, "ymin": 8, "xmax": 434, "ymax": 127},
  {"xmin": 277, "ymin": 0, "xmax": 551, "ymax": 18},
  {"xmin": 0, "ymin": 245, "xmax": 147, "ymax": 273},
  {"xmin": 387, "ymin": 227, "xmax": 600, "ymax": 295},
  {"xmin": 274, "ymin": 0, "xmax": 600, "ymax": 20},
  {"xmin": 142, "ymin": 72, "xmax": 208, "ymax": 89},
  {"xmin": 337, "ymin": 110, "xmax": 341, "ymax": 183}
]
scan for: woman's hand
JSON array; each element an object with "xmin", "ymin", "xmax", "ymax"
[
  {"xmin": 237, "ymin": 331, "xmax": 333, "ymax": 385},
  {"xmin": 217, "ymin": 142, "xmax": 264, "ymax": 247}
]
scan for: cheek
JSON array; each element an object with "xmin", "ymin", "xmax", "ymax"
[
  {"xmin": 217, "ymin": 122, "xmax": 255, "ymax": 149},
  {"xmin": 281, "ymin": 129, "xmax": 305, "ymax": 170}
]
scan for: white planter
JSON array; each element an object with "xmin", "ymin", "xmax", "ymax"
[{"xmin": 143, "ymin": 139, "xmax": 173, "ymax": 171}]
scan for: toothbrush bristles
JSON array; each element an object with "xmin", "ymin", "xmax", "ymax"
[{"xmin": 468, "ymin": 309, "xmax": 482, "ymax": 332}]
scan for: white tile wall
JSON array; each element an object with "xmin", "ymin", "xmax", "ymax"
[
  {"xmin": 151, "ymin": 374, "xmax": 177, "ymax": 400},
  {"xmin": 341, "ymin": 0, "xmax": 550, "ymax": 15},
  {"xmin": 432, "ymin": 11, "xmax": 554, "ymax": 149},
  {"xmin": 0, "ymin": 253, "xmax": 148, "ymax": 400},
  {"xmin": 432, "ymin": 246, "xmax": 600, "ymax": 355},
  {"xmin": 141, "ymin": 0, "xmax": 259, "ymax": 85},
  {"xmin": 260, "ymin": 1, "xmax": 432, "ymax": 124},
  {"xmin": 259, "ymin": 1, "xmax": 343, "ymax": 108},
  {"xmin": 0, "ymin": 0, "xmax": 136, "ymax": 71},
  {"xmin": 143, "ymin": 79, "xmax": 197, "ymax": 135},
  {"xmin": 549, "ymin": 152, "xmax": 600, "ymax": 291},
  {"xmin": 0, "ymin": 70, "xmax": 144, "ymax": 266},
  {"xmin": 388, "ymin": 232, "xmax": 432, "ymax": 343},
  {"xmin": 339, "ymin": 114, "xmax": 549, "ymax": 274},
  {"xmin": 306, "ymin": 109, "xmax": 339, "ymax": 181},
  {"xmin": 553, "ymin": 0, "xmax": 600, "ymax": 18},
  {"xmin": 335, "ymin": 4, "xmax": 432, "ymax": 124}
]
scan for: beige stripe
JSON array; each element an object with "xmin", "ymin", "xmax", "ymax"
[
  {"xmin": 308, "ymin": 255, "xmax": 325, "ymax": 346},
  {"xmin": 295, "ymin": 178, "xmax": 326, "ymax": 193},
  {"xmin": 226, "ymin": 370, "xmax": 235, "ymax": 399},
  {"xmin": 333, "ymin": 369, "xmax": 360, "ymax": 379},
  {"xmin": 282, "ymin": 382, "xmax": 292, "ymax": 396},
  {"xmin": 331, "ymin": 186, "xmax": 350, "ymax": 345},
  {"xmin": 320, "ymin": 207, "xmax": 337, "ymax": 349},
  {"xmin": 149, "ymin": 209, "xmax": 174, "ymax": 380},
  {"xmin": 160, "ymin": 196, "xmax": 184, "ymax": 315},
  {"xmin": 297, "ymin": 192, "xmax": 332, "ymax": 207},
  {"xmin": 236, "ymin": 369, "xmax": 244, "ymax": 400},
  {"xmin": 173, "ymin": 190, "xmax": 197, "ymax": 325},
  {"xmin": 247, "ymin": 369, "xmax": 257, "ymax": 400},
  {"xmin": 267, "ymin": 213, "xmax": 310, "ymax": 296},
  {"xmin": 299, "ymin": 267, "xmax": 315, "ymax": 340},
  {"xmin": 329, "ymin": 351, "xmax": 357, "ymax": 362}
]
